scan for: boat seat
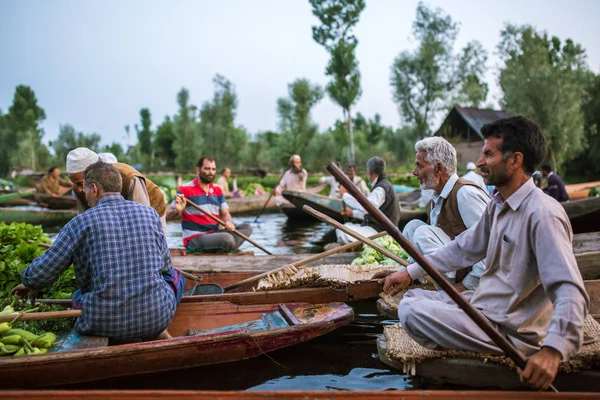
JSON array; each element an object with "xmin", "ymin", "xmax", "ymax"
[{"xmin": 48, "ymin": 328, "xmax": 109, "ymax": 353}]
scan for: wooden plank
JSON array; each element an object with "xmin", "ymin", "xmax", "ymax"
[
  {"xmin": 261, "ymin": 310, "xmax": 289, "ymax": 330},
  {"xmin": 173, "ymin": 253, "xmax": 359, "ymax": 272},
  {"xmin": 578, "ymin": 252, "xmax": 600, "ymax": 280},
  {"xmin": 6, "ymin": 390, "xmax": 600, "ymax": 399},
  {"xmin": 574, "ymin": 232, "xmax": 600, "ymax": 254}
]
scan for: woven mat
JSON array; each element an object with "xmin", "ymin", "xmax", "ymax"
[
  {"xmin": 384, "ymin": 315, "xmax": 600, "ymax": 373},
  {"xmin": 379, "ymin": 281, "xmax": 437, "ymax": 310},
  {"xmin": 255, "ymin": 264, "xmax": 391, "ymax": 291}
]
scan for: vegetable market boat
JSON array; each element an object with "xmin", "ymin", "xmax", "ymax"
[
  {"xmin": 377, "ymin": 280, "xmax": 600, "ymax": 391},
  {"xmin": 566, "ymin": 181, "xmax": 600, "ymax": 201},
  {"xmin": 0, "ymin": 191, "xmax": 35, "ymax": 205},
  {"xmin": 0, "ymin": 207, "xmax": 77, "ymax": 226},
  {"xmin": 281, "ymin": 190, "xmax": 427, "ymax": 228},
  {"xmin": 0, "ymin": 301, "xmax": 353, "ymax": 389}
]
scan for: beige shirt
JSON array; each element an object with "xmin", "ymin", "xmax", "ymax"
[
  {"xmin": 407, "ymin": 178, "xmax": 589, "ymax": 360},
  {"xmin": 216, "ymin": 176, "xmax": 230, "ymax": 196},
  {"xmin": 275, "ymin": 169, "xmax": 307, "ymax": 194}
]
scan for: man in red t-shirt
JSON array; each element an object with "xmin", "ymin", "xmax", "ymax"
[{"xmin": 174, "ymin": 156, "xmax": 252, "ymax": 253}]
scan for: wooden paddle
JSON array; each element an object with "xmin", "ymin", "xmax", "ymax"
[
  {"xmin": 184, "ymin": 198, "xmax": 272, "ymax": 255},
  {"xmin": 254, "ymin": 168, "xmax": 288, "ymax": 223},
  {"xmin": 28, "ymin": 240, "xmax": 201, "ymax": 282},
  {"xmin": 302, "ymin": 206, "xmax": 409, "ymax": 267},
  {"xmin": 223, "ymin": 231, "xmax": 388, "ymax": 292},
  {"xmin": 0, "ymin": 309, "xmax": 81, "ymax": 323},
  {"xmin": 325, "ymin": 161, "xmax": 558, "ymax": 392}
]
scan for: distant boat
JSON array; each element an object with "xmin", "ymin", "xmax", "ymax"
[{"xmin": 0, "ymin": 207, "xmax": 77, "ymax": 226}]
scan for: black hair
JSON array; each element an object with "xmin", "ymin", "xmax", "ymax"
[
  {"xmin": 540, "ymin": 163, "xmax": 552, "ymax": 173},
  {"xmin": 480, "ymin": 116, "xmax": 546, "ymax": 175},
  {"xmin": 197, "ymin": 156, "xmax": 216, "ymax": 168},
  {"xmin": 48, "ymin": 166, "xmax": 58, "ymax": 174}
]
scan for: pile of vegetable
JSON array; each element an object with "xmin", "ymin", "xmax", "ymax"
[
  {"xmin": 589, "ymin": 187, "xmax": 599, "ymax": 198},
  {"xmin": 0, "ymin": 222, "xmax": 77, "ymax": 299},
  {"xmin": 0, "ymin": 299, "xmax": 65, "ymax": 356},
  {"xmin": 242, "ymin": 183, "xmax": 269, "ymax": 197},
  {"xmin": 351, "ymin": 235, "xmax": 409, "ymax": 266}
]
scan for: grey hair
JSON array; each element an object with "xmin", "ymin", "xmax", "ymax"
[
  {"xmin": 84, "ymin": 161, "xmax": 123, "ymax": 193},
  {"xmin": 414, "ymin": 137, "xmax": 457, "ymax": 175},
  {"xmin": 366, "ymin": 157, "xmax": 386, "ymax": 176}
]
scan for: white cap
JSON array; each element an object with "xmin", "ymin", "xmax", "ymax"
[
  {"xmin": 66, "ymin": 147, "xmax": 100, "ymax": 173},
  {"xmin": 466, "ymin": 162, "xmax": 476, "ymax": 171},
  {"xmin": 98, "ymin": 153, "xmax": 118, "ymax": 163}
]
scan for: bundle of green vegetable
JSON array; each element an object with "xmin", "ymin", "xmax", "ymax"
[
  {"xmin": 351, "ymin": 235, "xmax": 409, "ymax": 266},
  {"xmin": 242, "ymin": 183, "xmax": 269, "ymax": 197},
  {"xmin": 0, "ymin": 222, "xmax": 77, "ymax": 299}
]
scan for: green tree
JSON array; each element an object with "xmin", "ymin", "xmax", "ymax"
[
  {"xmin": 101, "ymin": 142, "xmax": 126, "ymax": 163},
  {"xmin": 135, "ymin": 108, "xmax": 153, "ymax": 169},
  {"xmin": 154, "ymin": 116, "xmax": 176, "ymax": 169},
  {"xmin": 276, "ymin": 78, "xmax": 324, "ymax": 162},
  {"xmin": 7, "ymin": 85, "xmax": 46, "ymax": 170},
  {"xmin": 198, "ymin": 75, "xmax": 247, "ymax": 168},
  {"xmin": 173, "ymin": 88, "xmax": 198, "ymax": 172},
  {"xmin": 390, "ymin": 2, "xmax": 488, "ymax": 139},
  {"xmin": 310, "ymin": 0, "xmax": 365, "ymax": 165},
  {"xmin": 50, "ymin": 124, "xmax": 102, "ymax": 165},
  {"xmin": 498, "ymin": 24, "xmax": 589, "ymax": 170},
  {"xmin": 0, "ymin": 110, "xmax": 15, "ymax": 176}
]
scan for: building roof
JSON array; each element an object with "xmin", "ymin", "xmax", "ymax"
[{"xmin": 436, "ymin": 107, "xmax": 514, "ymax": 141}]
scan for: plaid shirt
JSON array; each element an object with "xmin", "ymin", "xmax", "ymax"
[{"xmin": 21, "ymin": 194, "xmax": 177, "ymax": 340}]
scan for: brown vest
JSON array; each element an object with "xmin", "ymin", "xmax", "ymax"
[
  {"xmin": 428, "ymin": 178, "xmax": 489, "ymax": 281},
  {"xmin": 113, "ymin": 163, "xmax": 166, "ymax": 217}
]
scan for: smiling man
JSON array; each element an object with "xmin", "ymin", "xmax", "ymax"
[
  {"xmin": 380, "ymin": 116, "xmax": 588, "ymax": 390},
  {"xmin": 174, "ymin": 156, "xmax": 252, "ymax": 253}
]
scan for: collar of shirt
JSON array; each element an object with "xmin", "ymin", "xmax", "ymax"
[
  {"xmin": 431, "ymin": 173, "xmax": 459, "ymax": 203},
  {"xmin": 193, "ymin": 178, "xmax": 215, "ymax": 196},
  {"xmin": 548, "ymin": 171, "xmax": 554, "ymax": 177},
  {"xmin": 491, "ymin": 178, "xmax": 536, "ymax": 211},
  {"xmin": 371, "ymin": 177, "xmax": 378, "ymax": 186},
  {"xmin": 98, "ymin": 193, "xmax": 124, "ymax": 205}
]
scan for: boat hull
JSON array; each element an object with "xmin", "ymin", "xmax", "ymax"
[
  {"xmin": 0, "ymin": 207, "xmax": 77, "ymax": 226},
  {"xmin": 0, "ymin": 302, "xmax": 353, "ymax": 388}
]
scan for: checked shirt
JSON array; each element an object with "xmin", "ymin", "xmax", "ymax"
[{"xmin": 21, "ymin": 194, "xmax": 177, "ymax": 340}]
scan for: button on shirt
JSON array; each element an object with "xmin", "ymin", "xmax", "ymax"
[
  {"xmin": 407, "ymin": 179, "xmax": 589, "ymax": 359},
  {"xmin": 21, "ymin": 194, "xmax": 177, "ymax": 340}
]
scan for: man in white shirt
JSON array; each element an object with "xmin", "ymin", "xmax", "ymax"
[
  {"xmin": 462, "ymin": 162, "xmax": 487, "ymax": 191},
  {"xmin": 400, "ymin": 138, "xmax": 490, "ymax": 291},
  {"xmin": 347, "ymin": 165, "xmax": 371, "ymax": 196}
]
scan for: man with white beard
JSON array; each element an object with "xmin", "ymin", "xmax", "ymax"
[{"xmin": 398, "ymin": 137, "xmax": 490, "ymax": 291}]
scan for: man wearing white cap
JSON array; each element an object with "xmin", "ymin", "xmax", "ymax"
[
  {"xmin": 271, "ymin": 155, "xmax": 308, "ymax": 207},
  {"xmin": 66, "ymin": 147, "xmax": 167, "ymax": 233},
  {"xmin": 462, "ymin": 162, "xmax": 487, "ymax": 191},
  {"xmin": 98, "ymin": 153, "xmax": 118, "ymax": 163}
]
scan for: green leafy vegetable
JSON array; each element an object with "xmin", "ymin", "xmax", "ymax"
[{"xmin": 351, "ymin": 235, "xmax": 409, "ymax": 265}]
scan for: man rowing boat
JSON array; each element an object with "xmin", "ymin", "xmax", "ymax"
[
  {"xmin": 378, "ymin": 116, "xmax": 588, "ymax": 390},
  {"xmin": 174, "ymin": 156, "xmax": 252, "ymax": 253},
  {"xmin": 272, "ymin": 155, "xmax": 308, "ymax": 207},
  {"xmin": 13, "ymin": 162, "xmax": 184, "ymax": 341}
]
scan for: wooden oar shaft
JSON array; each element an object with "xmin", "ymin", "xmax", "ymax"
[
  {"xmin": 0, "ymin": 310, "xmax": 81, "ymax": 323},
  {"xmin": 184, "ymin": 199, "xmax": 273, "ymax": 255},
  {"xmin": 326, "ymin": 162, "xmax": 531, "ymax": 372},
  {"xmin": 255, "ymin": 169, "xmax": 288, "ymax": 223},
  {"xmin": 223, "ymin": 231, "xmax": 388, "ymax": 292},
  {"xmin": 302, "ymin": 206, "xmax": 409, "ymax": 267}
]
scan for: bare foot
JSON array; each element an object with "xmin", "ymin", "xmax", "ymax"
[{"xmin": 156, "ymin": 329, "xmax": 173, "ymax": 340}]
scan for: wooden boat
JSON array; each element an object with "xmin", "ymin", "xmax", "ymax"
[
  {"xmin": 0, "ymin": 207, "xmax": 77, "ymax": 226},
  {"xmin": 566, "ymin": 181, "xmax": 600, "ymax": 200},
  {"xmin": 377, "ymin": 280, "xmax": 600, "ymax": 390},
  {"xmin": 4, "ymin": 390, "xmax": 598, "ymax": 399},
  {"xmin": 31, "ymin": 193, "xmax": 77, "ymax": 210},
  {"xmin": 0, "ymin": 301, "xmax": 353, "ymax": 389},
  {"xmin": 281, "ymin": 190, "xmax": 428, "ymax": 228},
  {"xmin": 0, "ymin": 191, "xmax": 34, "ymax": 205},
  {"xmin": 563, "ymin": 196, "xmax": 600, "ymax": 234}
]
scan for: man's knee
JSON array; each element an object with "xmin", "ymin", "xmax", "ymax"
[
  {"xmin": 403, "ymin": 219, "xmax": 426, "ymax": 241},
  {"xmin": 222, "ymin": 235, "xmax": 236, "ymax": 252},
  {"xmin": 237, "ymin": 222, "xmax": 252, "ymax": 236}
]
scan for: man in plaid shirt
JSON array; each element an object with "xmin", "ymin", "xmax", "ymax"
[{"xmin": 15, "ymin": 162, "xmax": 184, "ymax": 341}]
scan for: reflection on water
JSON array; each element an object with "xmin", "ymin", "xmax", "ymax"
[{"xmin": 167, "ymin": 212, "xmax": 336, "ymax": 254}]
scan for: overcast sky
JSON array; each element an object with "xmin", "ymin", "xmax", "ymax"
[{"xmin": 1, "ymin": 0, "xmax": 599, "ymax": 148}]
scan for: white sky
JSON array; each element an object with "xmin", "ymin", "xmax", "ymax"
[{"xmin": 1, "ymin": 0, "xmax": 599, "ymax": 148}]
